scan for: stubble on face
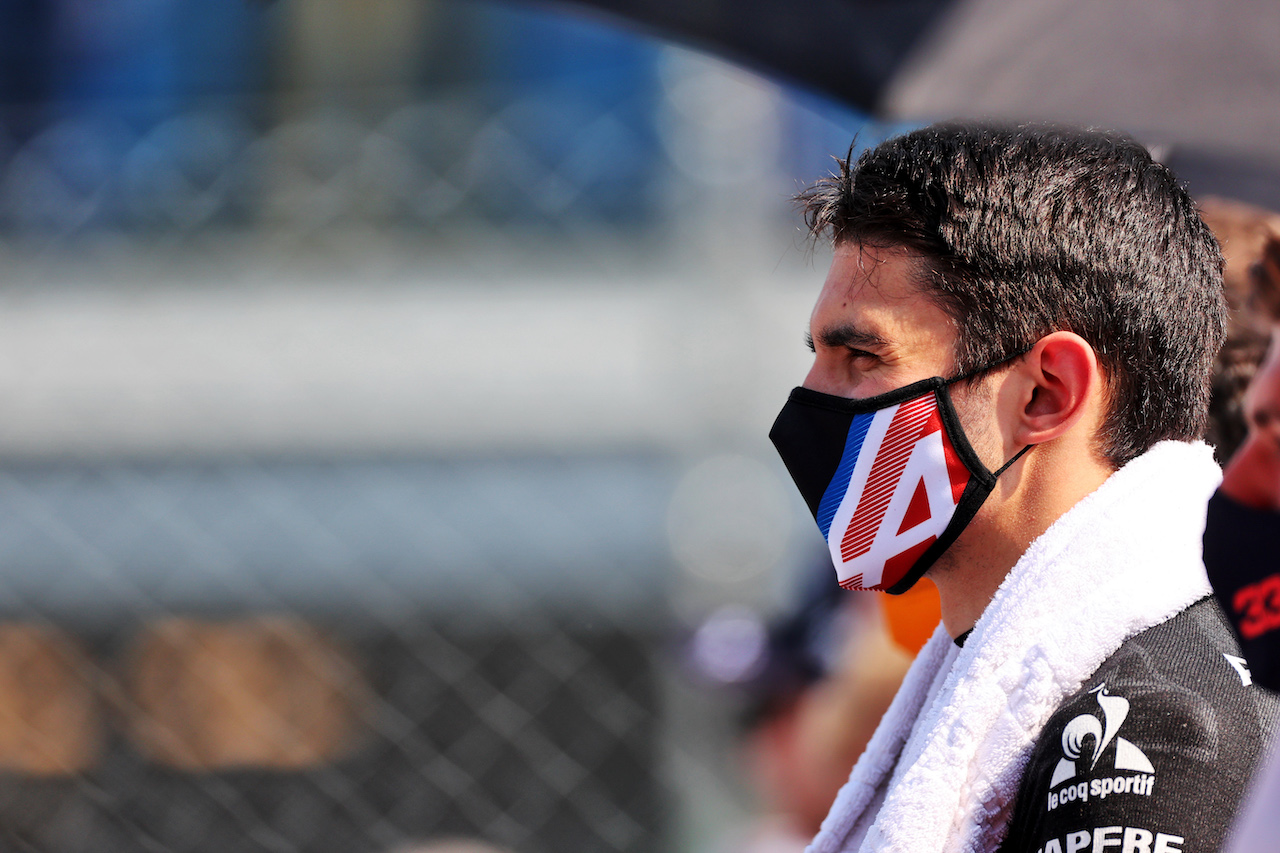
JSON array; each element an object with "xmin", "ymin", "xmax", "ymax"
[{"xmin": 925, "ymin": 371, "xmax": 1008, "ymax": 579}]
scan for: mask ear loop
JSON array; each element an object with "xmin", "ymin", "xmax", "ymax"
[
  {"xmin": 993, "ymin": 443, "xmax": 1035, "ymax": 477},
  {"xmin": 943, "ymin": 343, "xmax": 1036, "ymax": 387},
  {"xmin": 943, "ymin": 344, "xmax": 1038, "ymax": 477}
]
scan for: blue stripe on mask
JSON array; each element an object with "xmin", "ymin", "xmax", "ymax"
[{"xmin": 816, "ymin": 411, "xmax": 875, "ymax": 539}]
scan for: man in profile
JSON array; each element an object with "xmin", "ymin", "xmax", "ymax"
[{"xmin": 768, "ymin": 123, "xmax": 1279, "ymax": 852}]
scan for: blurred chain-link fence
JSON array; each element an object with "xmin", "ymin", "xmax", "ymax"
[
  {"xmin": 0, "ymin": 95, "xmax": 661, "ymax": 238},
  {"xmin": 0, "ymin": 453, "xmax": 681, "ymax": 853}
]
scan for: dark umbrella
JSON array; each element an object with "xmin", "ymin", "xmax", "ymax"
[
  {"xmin": 549, "ymin": 0, "xmax": 956, "ymax": 113},
  {"xmin": 544, "ymin": 0, "xmax": 1280, "ymax": 206},
  {"xmin": 884, "ymin": 0, "xmax": 1280, "ymax": 164},
  {"xmin": 882, "ymin": 0, "xmax": 1280, "ymax": 206}
]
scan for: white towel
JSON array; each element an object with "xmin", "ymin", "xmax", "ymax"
[{"xmin": 807, "ymin": 440, "xmax": 1223, "ymax": 853}]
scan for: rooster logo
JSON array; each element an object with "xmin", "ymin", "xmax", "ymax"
[{"xmin": 1050, "ymin": 684, "xmax": 1155, "ymax": 788}]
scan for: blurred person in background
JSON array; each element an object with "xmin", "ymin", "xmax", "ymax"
[
  {"xmin": 768, "ymin": 122, "xmax": 1280, "ymax": 852},
  {"xmin": 1199, "ymin": 198, "xmax": 1280, "ymax": 465},
  {"xmin": 1208, "ymin": 233, "xmax": 1280, "ymax": 527},
  {"xmin": 1200, "ymin": 232, "xmax": 1280, "ymax": 851}
]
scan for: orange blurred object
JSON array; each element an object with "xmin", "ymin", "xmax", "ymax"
[{"xmin": 878, "ymin": 578, "xmax": 942, "ymax": 654}]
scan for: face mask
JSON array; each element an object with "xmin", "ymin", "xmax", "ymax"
[{"xmin": 769, "ymin": 362, "xmax": 1032, "ymax": 594}]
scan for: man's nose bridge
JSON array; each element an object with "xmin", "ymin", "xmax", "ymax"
[{"xmin": 801, "ymin": 355, "xmax": 833, "ymax": 393}]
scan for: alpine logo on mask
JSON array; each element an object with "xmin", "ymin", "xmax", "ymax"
[
  {"xmin": 817, "ymin": 393, "xmax": 971, "ymax": 591},
  {"xmin": 770, "ymin": 358, "xmax": 1031, "ymax": 595}
]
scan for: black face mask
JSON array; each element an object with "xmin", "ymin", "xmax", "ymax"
[{"xmin": 769, "ymin": 361, "xmax": 1032, "ymax": 594}]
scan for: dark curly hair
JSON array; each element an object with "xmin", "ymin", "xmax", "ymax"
[{"xmin": 798, "ymin": 122, "xmax": 1226, "ymax": 467}]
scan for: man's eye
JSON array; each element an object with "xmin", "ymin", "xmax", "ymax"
[{"xmin": 847, "ymin": 348, "xmax": 877, "ymax": 361}]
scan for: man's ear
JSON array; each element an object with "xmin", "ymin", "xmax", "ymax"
[{"xmin": 1009, "ymin": 331, "xmax": 1103, "ymax": 447}]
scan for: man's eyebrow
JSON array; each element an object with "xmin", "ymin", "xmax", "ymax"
[{"xmin": 812, "ymin": 325, "xmax": 889, "ymax": 351}]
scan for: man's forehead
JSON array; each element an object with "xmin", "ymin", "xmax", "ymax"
[
  {"xmin": 826, "ymin": 241, "xmax": 930, "ymax": 291},
  {"xmin": 811, "ymin": 242, "xmax": 958, "ymax": 361},
  {"xmin": 817, "ymin": 244, "xmax": 932, "ymax": 314}
]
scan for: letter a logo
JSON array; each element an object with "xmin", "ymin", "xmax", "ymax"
[{"xmin": 827, "ymin": 394, "xmax": 969, "ymax": 590}]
